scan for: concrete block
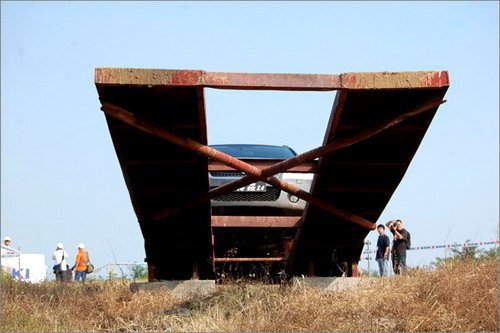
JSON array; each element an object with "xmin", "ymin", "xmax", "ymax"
[
  {"xmin": 292, "ymin": 276, "xmax": 361, "ymax": 293},
  {"xmin": 130, "ymin": 280, "xmax": 216, "ymax": 299}
]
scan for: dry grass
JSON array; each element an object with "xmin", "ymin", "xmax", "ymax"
[{"xmin": 1, "ymin": 258, "xmax": 498, "ymax": 332}]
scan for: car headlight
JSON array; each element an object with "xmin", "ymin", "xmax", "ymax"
[{"xmin": 288, "ymin": 195, "xmax": 299, "ymax": 203}]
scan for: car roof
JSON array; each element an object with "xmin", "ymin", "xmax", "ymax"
[
  {"xmin": 210, "ymin": 144, "xmax": 289, "ymax": 148},
  {"xmin": 209, "ymin": 144, "xmax": 297, "ymax": 158}
]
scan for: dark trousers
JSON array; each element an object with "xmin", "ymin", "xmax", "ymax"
[{"xmin": 391, "ymin": 250, "xmax": 407, "ymax": 275}]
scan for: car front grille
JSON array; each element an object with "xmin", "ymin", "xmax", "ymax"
[{"xmin": 213, "ymin": 187, "xmax": 281, "ymax": 202}]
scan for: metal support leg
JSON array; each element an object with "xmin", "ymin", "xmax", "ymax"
[
  {"xmin": 147, "ymin": 264, "xmax": 156, "ymax": 282},
  {"xmin": 351, "ymin": 262, "xmax": 359, "ymax": 277},
  {"xmin": 192, "ymin": 261, "xmax": 199, "ymax": 279},
  {"xmin": 307, "ymin": 261, "xmax": 315, "ymax": 277}
]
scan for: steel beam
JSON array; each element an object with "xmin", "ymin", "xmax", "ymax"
[
  {"xmin": 213, "ymin": 257, "xmax": 286, "ymax": 262},
  {"xmin": 95, "ymin": 68, "xmax": 450, "ymax": 90},
  {"xmin": 203, "ymin": 72, "xmax": 341, "ymax": 91},
  {"xmin": 209, "ymin": 160, "xmax": 318, "ymax": 173},
  {"xmin": 101, "ymin": 103, "xmax": 375, "ymax": 230},
  {"xmin": 156, "ymin": 98, "xmax": 445, "ymax": 221},
  {"xmin": 260, "ymin": 178, "xmax": 375, "ymax": 230},
  {"xmin": 211, "ymin": 216, "xmax": 303, "ymax": 228},
  {"xmin": 204, "ymin": 71, "xmax": 450, "ymax": 90},
  {"xmin": 204, "ymin": 98, "xmax": 446, "ymax": 198},
  {"xmin": 102, "ymin": 98, "xmax": 445, "ymax": 231}
]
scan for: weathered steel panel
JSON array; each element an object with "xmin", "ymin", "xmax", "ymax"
[
  {"xmin": 211, "ymin": 216, "xmax": 303, "ymax": 228},
  {"xmin": 96, "ymin": 84, "xmax": 212, "ymax": 280},
  {"xmin": 292, "ymin": 87, "xmax": 449, "ymax": 277},
  {"xmin": 96, "ymin": 68, "xmax": 449, "ymax": 90}
]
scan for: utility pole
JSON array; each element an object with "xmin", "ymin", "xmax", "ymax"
[{"xmin": 364, "ymin": 240, "xmax": 371, "ymax": 276}]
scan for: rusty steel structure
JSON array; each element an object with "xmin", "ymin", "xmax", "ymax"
[{"xmin": 95, "ymin": 68, "xmax": 449, "ymax": 281}]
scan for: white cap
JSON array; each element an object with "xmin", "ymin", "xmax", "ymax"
[
  {"xmin": 78, "ymin": 243, "xmax": 85, "ymax": 249},
  {"xmin": 57, "ymin": 242, "xmax": 64, "ymax": 249},
  {"xmin": 4, "ymin": 236, "xmax": 11, "ymax": 242}
]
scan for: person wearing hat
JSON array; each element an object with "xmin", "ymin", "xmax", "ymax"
[
  {"xmin": 3, "ymin": 236, "xmax": 12, "ymax": 247},
  {"xmin": 71, "ymin": 243, "xmax": 90, "ymax": 282},
  {"xmin": 52, "ymin": 243, "xmax": 69, "ymax": 281},
  {"xmin": 1, "ymin": 236, "xmax": 15, "ymax": 255}
]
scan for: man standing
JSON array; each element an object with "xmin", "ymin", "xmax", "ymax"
[
  {"xmin": 386, "ymin": 220, "xmax": 410, "ymax": 274},
  {"xmin": 52, "ymin": 243, "xmax": 68, "ymax": 281},
  {"xmin": 1, "ymin": 236, "xmax": 16, "ymax": 273},
  {"xmin": 376, "ymin": 224, "xmax": 390, "ymax": 276},
  {"xmin": 71, "ymin": 243, "xmax": 89, "ymax": 282}
]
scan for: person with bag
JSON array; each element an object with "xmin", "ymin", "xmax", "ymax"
[
  {"xmin": 71, "ymin": 243, "xmax": 92, "ymax": 282},
  {"xmin": 52, "ymin": 243, "xmax": 69, "ymax": 282}
]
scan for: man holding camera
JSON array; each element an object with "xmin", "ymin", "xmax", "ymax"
[{"xmin": 385, "ymin": 220, "xmax": 410, "ymax": 274}]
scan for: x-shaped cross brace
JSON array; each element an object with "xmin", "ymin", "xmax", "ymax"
[{"xmin": 101, "ymin": 98, "xmax": 445, "ymax": 231}]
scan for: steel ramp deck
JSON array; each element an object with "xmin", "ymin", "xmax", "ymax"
[
  {"xmin": 293, "ymin": 88, "xmax": 448, "ymax": 277},
  {"xmin": 95, "ymin": 69, "xmax": 449, "ymax": 280},
  {"xmin": 95, "ymin": 81, "xmax": 212, "ymax": 279}
]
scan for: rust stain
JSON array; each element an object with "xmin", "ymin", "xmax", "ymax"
[
  {"xmin": 341, "ymin": 71, "xmax": 449, "ymax": 89},
  {"xmin": 171, "ymin": 70, "xmax": 203, "ymax": 85},
  {"xmin": 419, "ymin": 71, "xmax": 450, "ymax": 87}
]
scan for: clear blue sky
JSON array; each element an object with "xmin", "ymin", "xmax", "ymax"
[{"xmin": 2, "ymin": 1, "xmax": 498, "ymax": 274}]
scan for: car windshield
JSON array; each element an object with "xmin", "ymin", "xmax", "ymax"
[{"xmin": 210, "ymin": 145, "xmax": 296, "ymax": 159}]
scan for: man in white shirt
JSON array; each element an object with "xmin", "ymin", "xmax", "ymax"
[
  {"xmin": 1, "ymin": 236, "xmax": 17, "ymax": 274},
  {"xmin": 52, "ymin": 243, "xmax": 68, "ymax": 281},
  {"xmin": 1, "ymin": 236, "xmax": 15, "ymax": 255}
]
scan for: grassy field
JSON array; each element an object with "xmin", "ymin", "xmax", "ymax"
[{"xmin": 1, "ymin": 258, "xmax": 498, "ymax": 332}]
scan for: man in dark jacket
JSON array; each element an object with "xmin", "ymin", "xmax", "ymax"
[
  {"xmin": 386, "ymin": 220, "xmax": 410, "ymax": 274},
  {"xmin": 376, "ymin": 224, "xmax": 391, "ymax": 276}
]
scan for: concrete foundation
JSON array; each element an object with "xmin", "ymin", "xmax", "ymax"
[
  {"xmin": 131, "ymin": 277, "xmax": 368, "ymax": 298},
  {"xmin": 130, "ymin": 280, "xmax": 216, "ymax": 299},
  {"xmin": 292, "ymin": 276, "xmax": 362, "ymax": 293}
]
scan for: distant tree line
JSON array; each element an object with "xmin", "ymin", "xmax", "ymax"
[{"xmin": 433, "ymin": 240, "xmax": 500, "ymax": 266}]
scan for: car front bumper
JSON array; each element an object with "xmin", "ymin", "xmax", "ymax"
[{"xmin": 209, "ymin": 172, "xmax": 313, "ymax": 214}]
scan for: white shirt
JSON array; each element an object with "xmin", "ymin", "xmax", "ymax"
[
  {"xmin": 1, "ymin": 244, "xmax": 18, "ymax": 255},
  {"xmin": 52, "ymin": 249, "xmax": 68, "ymax": 271}
]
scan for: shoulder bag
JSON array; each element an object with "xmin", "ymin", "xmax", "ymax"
[{"xmin": 85, "ymin": 251, "xmax": 94, "ymax": 274}]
